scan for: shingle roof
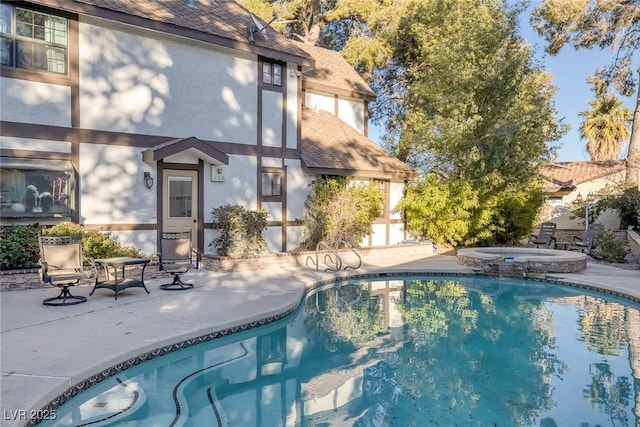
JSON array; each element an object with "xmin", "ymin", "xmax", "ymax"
[
  {"xmin": 296, "ymin": 43, "xmax": 376, "ymax": 101},
  {"xmin": 300, "ymin": 109, "xmax": 418, "ymax": 180},
  {"xmin": 539, "ymin": 160, "xmax": 625, "ymax": 193},
  {"xmin": 49, "ymin": 0, "xmax": 313, "ymax": 66}
]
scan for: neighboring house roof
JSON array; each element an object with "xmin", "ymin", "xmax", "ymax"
[
  {"xmin": 300, "ymin": 109, "xmax": 418, "ymax": 180},
  {"xmin": 296, "ymin": 43, "xmax": 376, "ymax": 101},
  {"xmin": 540, "ymin": 160, "xmax": 625, "ymax": 194},
  {"xmin": 40, "ymin": 0, "xmax": 313, "ymax": 67}
]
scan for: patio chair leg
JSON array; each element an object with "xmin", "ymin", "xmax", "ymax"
[
  {"xmin": 159, "ymin": 274, "xmax": 194, "ymax": 291},
  {"xmin": 43, "ymin": 285, "xmax": 87, "ymax": 306}
]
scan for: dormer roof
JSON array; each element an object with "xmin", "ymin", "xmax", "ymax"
[
  {"xmin": 301, "ymin": 109, "xmax": 418, "ymax": 180},
  {"xmin": 296, "ymin": 43, "xmax": 376, "ymax": 101}
]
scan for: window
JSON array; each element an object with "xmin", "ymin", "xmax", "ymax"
[
  {"xmin": 374, "ymin": 179, "xmax": 387, "ymax": 217},
  {"xmin": 262, "ymin": 172, "xmax": 282, "ymax": 197},
  {"xmin": 262, "ymin": 61, "xmax": 282, "ymax": 86},
  {"xmin": 168, "ymin": 177, "xmax": 193, "ymax": 217},
  {"xmin": 0, "ymin": 4, "xmax": 68, "ymax": 74},
  {"xmin": 0, "ymin": 158, "xmax": 73, "ymax": 218}
]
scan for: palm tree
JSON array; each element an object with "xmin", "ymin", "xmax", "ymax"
[{"xmin": 580, "ymin": 91, "xmax": 632, "ymax": 161}]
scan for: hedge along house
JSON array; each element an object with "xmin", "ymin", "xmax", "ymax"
[{"xmin": 0, "ymin": 0, "xmax": 418, "ymax": 255}]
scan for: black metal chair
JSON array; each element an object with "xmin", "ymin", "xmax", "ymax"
[
  {"xmin": 158, "ymin": 231, "xmax": 200, "ymax": 290},
  {"xmin": 528, "ymin": 222, "xmax": 557, "ymax": 249},
  {"xmin": 39, "ymin": 235, "xmax": 95, "ymax": 306}
]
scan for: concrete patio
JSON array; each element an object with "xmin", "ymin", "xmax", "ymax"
[{"xmin": 1, "ymin": 253, "xmax": 639, "ymax": 426}]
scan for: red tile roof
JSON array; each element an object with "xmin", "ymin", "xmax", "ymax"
[
  {"xmin": 301, "ymin": 109, "xmax": 418, "ymax": 180},
  {"xmin": 539, "ymin": 161, "xmax": 625, "ymax": 193}
]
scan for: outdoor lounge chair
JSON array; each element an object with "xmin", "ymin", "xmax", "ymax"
[
  {"xmin": 39, "ymin": 234, "xmax": 95, "ymax": 306},
  {"xmin": 568, "ymin": 223, "xmax": 604, "ymax": 255},
  {"xmin": 158, "ymin": 231, "xmax": 200, "ymax": 290},
  {"xmin": 527, "ymin": 222, "xmax": 557, "ymax": 249}
]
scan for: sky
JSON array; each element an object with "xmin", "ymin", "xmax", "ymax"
[
  {"xmin": 368, "ymin": 2, "xmax": 638, "ymax": 163},
  {"xmin": 516, "ymin": 3, "xmax": 637, "ymax": 162}
]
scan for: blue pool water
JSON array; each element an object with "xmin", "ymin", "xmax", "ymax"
[{"xmin": 41, "ymin": 275, "xmax": 640, "ymax": 426}]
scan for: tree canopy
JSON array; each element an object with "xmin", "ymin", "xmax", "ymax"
[{"xmin": 242, "ymin": 0, "xmax": 566, "ymax": 245}]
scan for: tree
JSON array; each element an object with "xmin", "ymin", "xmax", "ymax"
[
  {"xmin": 371, "ymin": 0, "xmax": 563, "ymax": 245},
  {"xmin": 238, "ymin": 0, "xmax": 377, "ymax": 46},
  {"xmin": 531, "ymin": 0, "xmax": 640, "ymax": 187},
  {"xmin": 580, "ymin": 76, "xmax": 633, "ymax": 161}
]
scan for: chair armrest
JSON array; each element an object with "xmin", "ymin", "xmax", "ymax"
[
  {"xmin": 40, "ymin": 260, "xmax": 50, "ymax": 283},
  {"xmin": 86, "ymin": 258, "xmax": 99, "ymax": 279},
  {"xmin": 192, "ymin": 249, "xmax": 201, "ymax": 269},
  {"xmin": 572, "ymin": 236, "xmax": 583, "ymax": 243}
]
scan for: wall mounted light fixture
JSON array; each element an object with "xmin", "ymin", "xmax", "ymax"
[{"xmin": 144, "ymin": 172, "xmax": 154, "ymax": 190}]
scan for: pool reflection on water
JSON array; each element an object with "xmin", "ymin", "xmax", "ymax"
[{"xmin": 43, "ymin": 275, "xmax": 640, "ymax": 427}]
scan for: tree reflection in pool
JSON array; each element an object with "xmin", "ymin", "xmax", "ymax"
[{"xmin": 43, "ymin": 276, "xmax": 640, "ymax": 427}]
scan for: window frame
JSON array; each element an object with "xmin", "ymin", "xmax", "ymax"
[
  {"xmin": 261, "ymin": 59, "xmax": 283, "ymax": 88},
  {"xmin": 0, "ymin": 157, "xmax": 75, "ymax": 220},
  {"xmin": 0, "ymin": 3, "xmax": 70, "ymax": 78},
  {"xmin": 261, "ymin": 170, "xmax": 283, "ymax": 201}
]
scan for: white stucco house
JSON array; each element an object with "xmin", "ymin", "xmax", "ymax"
[
  {"xmin": 539, "ymin": 160, "xmax": 626, "ymax": 230},
  {"xmin": 0, "ymin": 0, "xmax": 418, "ymax": 255}
]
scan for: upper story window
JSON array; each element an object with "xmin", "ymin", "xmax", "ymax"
[
  {"xmin": 262, "ymin": 172, "xmax": 282, "ymax": 197},
  {"xmin": 262, "ymin": 61, "xmax": 282, "ymax": 86},
  {"xmin": 0, "ymin": 4, "xmax": 68, "ymax": 75}
]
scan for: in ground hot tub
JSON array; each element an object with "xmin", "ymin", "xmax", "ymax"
[{"xmin": 457, "ymin": 247, "xmax": 588, "ymax": 274}]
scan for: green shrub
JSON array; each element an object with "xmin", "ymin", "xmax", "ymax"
[
  {"xmin": 299, "ymin": 178, "xmax": 384, "ymax": 249},
  {"xmin": 0, "ymin": 224, "xmax": 41, "ymax": 270},
  {"xmin": 598, "ymin": 187, "xmax": 640, "ymax": 230},
  {"xmin": 591, "ymin": 230, "xmax": 629, "ymax": 263},
  {"xmin": 0, "ymin": 223, "xmax": 143, "ymax": 270},
  {"xmin": 210, "ymin": 204, "xmax": 268, "ymax": 256},
  {"xmin": 44, "ymin": 222, "xmax": 143, "ymax": 260},
  {"xmin": 395, "ymin": 174, "xmax": 479, "ymax": 246}
]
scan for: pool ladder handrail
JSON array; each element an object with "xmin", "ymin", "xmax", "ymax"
[
  {"xmin": 305, "ymin": 241, "xmax": 361, "ymax": 272},
  {"xmin": 306, "ymin": 241, "xmax": 342, "ymax": 272},
  {"xmin": 337, "ymin": 240, "xmax": 362, "ymax": 271}
]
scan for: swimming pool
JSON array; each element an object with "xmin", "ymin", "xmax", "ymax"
[{"xmin": 40, "ymin": 275, "xmax": 640, "ymax": 426}]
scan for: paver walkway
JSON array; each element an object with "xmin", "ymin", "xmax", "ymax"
[{"xmin": 1, "ymin": 255, "xmax": 638, "ymax": 427}]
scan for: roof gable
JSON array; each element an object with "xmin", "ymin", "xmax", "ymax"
[{"xmin": 143, "ymin": 137, "xmax": 229, "ymax": 165}]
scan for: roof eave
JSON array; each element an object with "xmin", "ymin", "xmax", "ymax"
[
  {"xmin": 32, "ymin": 0, "xmax": 314, "ymax": 67},
  {"xmin": 303, "ymin": 81, "xmax": 376, "ymax": 102},
  {"xmin": 301, "ymin": 162, "xmax": 418, "ymax": 181}
]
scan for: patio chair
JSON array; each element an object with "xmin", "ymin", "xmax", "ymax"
[
  {"xmin": 527, "ymin": 222, "xmax": 557, "ymax": 249},
  {"xmin": 569, "ymin": 223, "xmax": 605, "ymax": 255},
  {"xmin": 158, "ymin": 231, "xmax": 200, "ymax": 290},
  {"xmin": 39, "ymin": 234, "xmax": 95, "ymax": 306}
]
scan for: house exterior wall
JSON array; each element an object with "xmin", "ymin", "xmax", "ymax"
[
  {"xmin": 78, "ymin": 17, "xmax": 258, "ymax": 143},
  {"xmin": 304, "ymin": 90, "xmax": 365, "ymax": 134},
  {"xmin": 337, "ymin": 97, "xmax": 365, "ymax": 134},
  {"xmin": 0, "ymin": 2, "xmax": 412, "ymax": 258},
  {"xmin": 1, "ymin": 77, "xmax": 71, "ymax": 127},
  {"xmin": 544, "ymin": 172, "xmax": 624, "ymax": 230}
]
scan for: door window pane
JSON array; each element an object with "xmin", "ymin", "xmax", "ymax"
[{"xmin": 168, "ymin": 177, "xmax": 192, "ymax": 218}]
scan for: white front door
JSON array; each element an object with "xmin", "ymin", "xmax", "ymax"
[{"xmin": 163, "ymin": 170, "xmax": 198, "ymax": 248}]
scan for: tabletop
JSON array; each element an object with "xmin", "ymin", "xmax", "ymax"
[{"xmin": 93, "ymin": 257, "xmax": 149, "ymax": 266}]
